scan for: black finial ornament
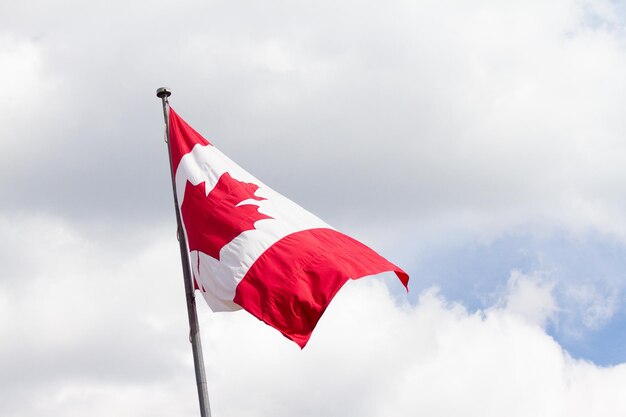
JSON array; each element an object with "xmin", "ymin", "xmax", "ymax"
[{"xmin": 156, "ymin": 87, "xmax": 172, "ymax": 98}]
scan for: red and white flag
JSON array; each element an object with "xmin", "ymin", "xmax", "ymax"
[{"xmin": 168, "ymin": 108, "xmax": 409, "ymax": 347}]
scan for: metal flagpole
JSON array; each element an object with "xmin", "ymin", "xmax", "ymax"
[{"xmin": 157, "ymin": 87, "xmax": 212, "ymax": 417}]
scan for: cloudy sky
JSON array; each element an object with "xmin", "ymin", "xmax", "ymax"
[{"xmin": 2, "ymin": 0, "xmax": 626, "ymax": 415}]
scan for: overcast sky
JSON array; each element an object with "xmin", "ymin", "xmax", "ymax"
[{"xmin": 2, "ymin": 0, "xmax": 626, "ymax": 416}]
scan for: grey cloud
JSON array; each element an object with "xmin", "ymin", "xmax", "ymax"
[
  {"xmin": 33, "ymin": 9, "xmax": 626, "ymax": 240},
  {"xmin": 3, "ymin": 0, "xmax": 626, "ymax": 242}
]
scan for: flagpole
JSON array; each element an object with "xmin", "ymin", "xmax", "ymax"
[{"xmin": 157, "ymin": 87, "xmax": 212, "ymax": 417}]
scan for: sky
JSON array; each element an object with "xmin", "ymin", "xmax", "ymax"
[{"xmin": 2, "ymin": 0, "xmax": 626, "ymax": 415}]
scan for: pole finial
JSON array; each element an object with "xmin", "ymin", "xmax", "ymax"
[{"xmin": 157, "ymin": 87, "xmax": 172, "ymax": 99}]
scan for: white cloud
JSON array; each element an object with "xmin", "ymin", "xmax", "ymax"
[
  {"xmin": 2, "ymin": 0, "xmax": 626, "ymax": 415},
  {"xmin": 0, "ymin": 35, "xmax": 59, "ymax": 164},
  {"xmin": 3, "ymin": 214, "xmax": 624, "ymax": 416},
  {"xmin": 566, "ymin": 283, "xmax": 619, "ymax": 331},
  {"xmin": 0, "ymin": 213, "xmax": 195, "ymax": 414},
  {"xmin": 199, "ymin": 279, "xmax": 626, "ymax": 417},
  {"xmin": 0, "ymin": 35, "xmax": 42, "ymax": 105},
  {"xmin": 499, "ymin": 271, "xmax": 557, "ymax": 328}
]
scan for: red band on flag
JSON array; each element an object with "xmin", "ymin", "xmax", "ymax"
[
  {"xmin": 169, "ymin": 108, "xmax": 211, "ymax": 173},
  {"xmin": 234, "ymin": 228, "xmax": 409, "ymax": 348}
]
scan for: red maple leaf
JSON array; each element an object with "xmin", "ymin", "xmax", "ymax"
[{"xmin": 181, "ymin": 173, "xmax": 272, "ymax": 260}]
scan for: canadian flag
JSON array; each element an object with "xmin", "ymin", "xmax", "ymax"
[{"xmin": 168, "ymin": 108, "xmax": 409, "ymax": 347}]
